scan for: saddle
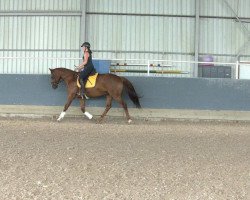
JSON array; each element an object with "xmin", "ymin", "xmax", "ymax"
[{"xmin": 77, "ymin": 73, "xmax": 98, "ymax": 89}]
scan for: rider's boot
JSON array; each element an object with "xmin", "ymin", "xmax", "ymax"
[{"xmin": 80, "ymin": 79, "xmax": 89, "ymax": 99}]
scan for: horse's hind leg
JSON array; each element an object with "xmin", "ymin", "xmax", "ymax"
[
  {"xmin": 98, "ymin": 95, "xmax": 112, "ymax": 123},
  {"xmin": 122, "ymin": 101, "xmax": 132, "ymax": 123},
  {"xmin": 79, "ymin": 98, "xmax": 93, "ymax": 119},
  {"xmin": 114, "ymin": 97, "xmax": 132, "ymax": 123}
]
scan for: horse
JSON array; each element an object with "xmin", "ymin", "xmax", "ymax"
[{"xmin": 49, "ymin": 68, "xmax": 141, "ymax": 123}]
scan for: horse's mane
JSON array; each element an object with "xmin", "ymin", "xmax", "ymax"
[
  {"xmin": 53, "ymin": 67, "xmax": 78, "ymax": 80},
  {"xmin": 55, "ymin": 67, "xmax": 76, "ymax": 74}
]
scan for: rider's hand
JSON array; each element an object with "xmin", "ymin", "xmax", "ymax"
[{"xmin": 74, "ymin": 65, "xmax": 79, "ymax": 72}]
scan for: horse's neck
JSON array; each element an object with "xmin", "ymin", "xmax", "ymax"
[{"xmin": 60, "ymin": 70, "xmax": 76, "ymax": 83}]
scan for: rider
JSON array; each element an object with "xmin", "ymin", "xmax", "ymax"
[{"xmin": 77, "ymin": 42, "xmax": 96, "ymax": 98}]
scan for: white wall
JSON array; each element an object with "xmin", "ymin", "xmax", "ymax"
[
  {"xmin": 1, "ymin": 0, "xmax": 250, "ymax": 76},
  {"xmin": 0, "ymin": 0, "xmax": 82, "ymax": 74}
]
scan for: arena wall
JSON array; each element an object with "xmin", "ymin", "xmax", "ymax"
[{"xmin": 1, "ymin": 75, "xmax": 250, "ymax": 111}]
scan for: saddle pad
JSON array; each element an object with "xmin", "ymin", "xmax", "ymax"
[{"xmin": 77, "ymin": 73, "xmax": 98, "ymax": 89}]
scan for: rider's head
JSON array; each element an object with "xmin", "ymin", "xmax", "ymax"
[
  {"xmin": 81, "ymin": 42, "xmax": 92, "ymax": 54},
  {"xmin": 81, "ymin": 42, "xmax": 91, "ymax": 48}
]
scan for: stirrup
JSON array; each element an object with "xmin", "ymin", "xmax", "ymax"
[{"xmin": 80, "ymin": 92, "xmax": 89, "ymax": 100}]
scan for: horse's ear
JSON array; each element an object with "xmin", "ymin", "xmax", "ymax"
[{"xmin": 49, "ymin": 68, "xmax": 53, "ymax": 72}]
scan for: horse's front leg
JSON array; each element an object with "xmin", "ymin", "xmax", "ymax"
[
  {"xmin": 79, "ymin": 98, "xmax": 93, "ymax": 119},
  {"xmin": 57, "ymin": 93, "xmax": 75, "ymax": 121}
]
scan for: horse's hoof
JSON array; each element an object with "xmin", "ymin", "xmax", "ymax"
[
  {"xmin": 57, "ymin": 112, "xmax": 65, "ymax": 122},
  {"xmin": 96, "ymin": 117, "xmax": 103, "ymax": 124},
  {"xmin": 57, "ymin": 117, "xmax": 63, "ymax": 122},
  {"xmin": 128, "ymin": 119, "xmax": 132, "ymax": 124}
]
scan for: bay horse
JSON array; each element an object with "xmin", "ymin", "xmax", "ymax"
[{"xmin": 49, "ymin": 68, "xmax": 141, "ymax": 123}]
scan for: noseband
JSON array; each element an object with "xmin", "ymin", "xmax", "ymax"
[{"xmin": 51, "ymin": 77, "xmax": 61, "ymax": 89}]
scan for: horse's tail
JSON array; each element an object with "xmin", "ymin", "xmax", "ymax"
[{"xmin": 121, "ymin": 77, "xmax": 142, "ymax": 108}]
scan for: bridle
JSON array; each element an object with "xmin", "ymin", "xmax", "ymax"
[{"xmin": 51, "ymin": 74, "xmax": 61, "ymax": 89}]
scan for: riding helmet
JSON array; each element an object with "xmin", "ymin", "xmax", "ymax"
[{"xmin": 81, "ymin": 42, "xmax": 91, "ymax": 48}]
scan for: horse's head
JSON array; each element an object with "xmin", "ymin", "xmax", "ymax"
[{"xmin": 49, "ymin": 68, "xmax": 61, "ymax": 89}]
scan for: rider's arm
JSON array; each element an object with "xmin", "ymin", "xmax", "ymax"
[{"xmin": 78, "ymin": 52, "xmax": 89, "ymax": 70}]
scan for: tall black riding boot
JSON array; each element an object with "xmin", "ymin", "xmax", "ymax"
[{"xmin": 80, "ymin": 79, "xmax": 87, "ymax": 99}]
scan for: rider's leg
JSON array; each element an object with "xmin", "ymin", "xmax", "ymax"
[
  {"xmin": 80, "ymin": 68, "xmax": 93, "ymax": 99},
  {"xmin": 80, "ymin": 78, "xmax": 87, "ymax": 98},
  {"xmin": 79, "ymin": 66, "xmax": 95, "ymax": 99},
  {"xmin": 79, "ymin": 69, "xmax": 88, "ymax": 98}
]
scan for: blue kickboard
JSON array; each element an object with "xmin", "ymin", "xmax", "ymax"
[{"xmin": 93, "ymin": 60, "xmax": 111, "ymax": 74}]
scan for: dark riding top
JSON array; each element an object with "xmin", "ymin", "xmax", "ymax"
[{"xmin": 80, "ymin": 54, "xmax": 96, "ymax": 81}]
